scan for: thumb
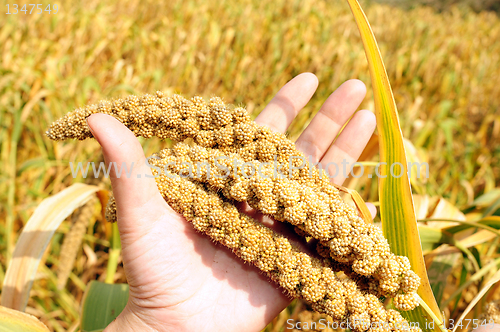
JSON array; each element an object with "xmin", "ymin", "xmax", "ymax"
[{"xmin": 86, "ymin": 113, "xmax": 167, "ymax": 236}]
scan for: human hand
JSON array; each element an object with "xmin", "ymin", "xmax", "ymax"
[
  {"xmin": 90, "ymin": 73, "xmax": 376, "ymax": 332},
  {"xmin": 474, "ymin": 324, "xmax": 500, "ymax": 332}
]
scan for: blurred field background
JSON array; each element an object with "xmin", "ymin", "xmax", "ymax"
[
  {"xmin": 0, "ymin": 0, "xmax": 499, "ymax": 330},
  {"xmin": 374, "ymin": 0, "xmax": 500, "ymax": 12}
]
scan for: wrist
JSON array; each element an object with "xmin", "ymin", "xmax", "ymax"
[{"xmin": 104, "ymin": 303, "xmax": 157, "ymax": 332}]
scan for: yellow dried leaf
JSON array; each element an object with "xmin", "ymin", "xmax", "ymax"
[{"xmin": 1, "ymin": 184, "xmax": 99, "ymax": 311}]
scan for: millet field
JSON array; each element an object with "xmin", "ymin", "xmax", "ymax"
[{"xmin": 0, "ymin": 0, "xmax": 499, "ymax": 331}]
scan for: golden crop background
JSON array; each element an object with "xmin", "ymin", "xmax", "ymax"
[
  {"xmin": 374, "ymin": 0, "xmax": 500, "ymax": 12},
  {"xmin": 0, "ymin": 0, "xmax": 499, "ymax": 330}
]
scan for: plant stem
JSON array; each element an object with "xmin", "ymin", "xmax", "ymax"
[
  {"xmin": 418, "ymin": 218, "xmax": 500, "ymax": 237},
  {"xmin": 105, "ymin": 222, "xmax": 121, "ymax": 284},
  {"xmin": 417, "ymin": 294, "xmax": 449, "ymax": 332}
]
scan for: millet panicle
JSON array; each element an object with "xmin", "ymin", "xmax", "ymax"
[{"xmin": 47, "ymin": 92, "xmax": 422, "ymax": 326}]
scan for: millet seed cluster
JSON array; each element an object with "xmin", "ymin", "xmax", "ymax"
[
  {"xmin": 47, "ymin": 92, "xmax": 422, "ymax": 330},
  {"xmin": 479, "ymin": 300, "xmax": 500, "ymax": 324}
]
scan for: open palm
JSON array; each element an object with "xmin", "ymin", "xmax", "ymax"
[{"xmin": 92, "ymin": 73, "xmax": 376, "ymax": 332}]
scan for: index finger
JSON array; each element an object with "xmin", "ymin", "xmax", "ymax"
[{"xmin": 254, "ymin": 72, "xmax": 318, "ymax": 133}]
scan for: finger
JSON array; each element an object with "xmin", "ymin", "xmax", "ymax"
[
  {"xmin": 87, "ymin": 114, "xmax": 167, "ymax": 233},
  {"xmin": 320, "ymin": 109, "xmax": 376, "ymax": 185},
  {"xmin": 472, "ymin": 324, "xmax": 500, "ymax": 332},
  {"xmin": 366, "ymin": 202, "xmax": 377, "ymax": 219},
  {"xmin": 254, "ymin": 72, "xmax": 318, "ymax": 133},
  {"xmin": 294, "ymin": 79, "xmax": 366, "ymax": 163}
]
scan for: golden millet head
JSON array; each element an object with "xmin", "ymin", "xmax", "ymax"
[
  {"xmin": 49, "ymin": 92, "xmax": 422, "ymax": 329},
  {"xmin": 393, "ymin": 293, "xmax": 419, "ymax": 311},
  {"xmin": 401, "ymin": 270, "xmax": 420, "ymax": 293},
  {"xmin": 480, "ymin": 300, "xmax": 500, "ymax": 323}
]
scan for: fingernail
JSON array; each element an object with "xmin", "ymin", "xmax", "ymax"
[
  {"xmin": 86, "ymin": 116, "xmax": 95, "ymax": 137},
  {"xmin": 86, "ymin": 116, "xmax": 102, "ymax": 145}
]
